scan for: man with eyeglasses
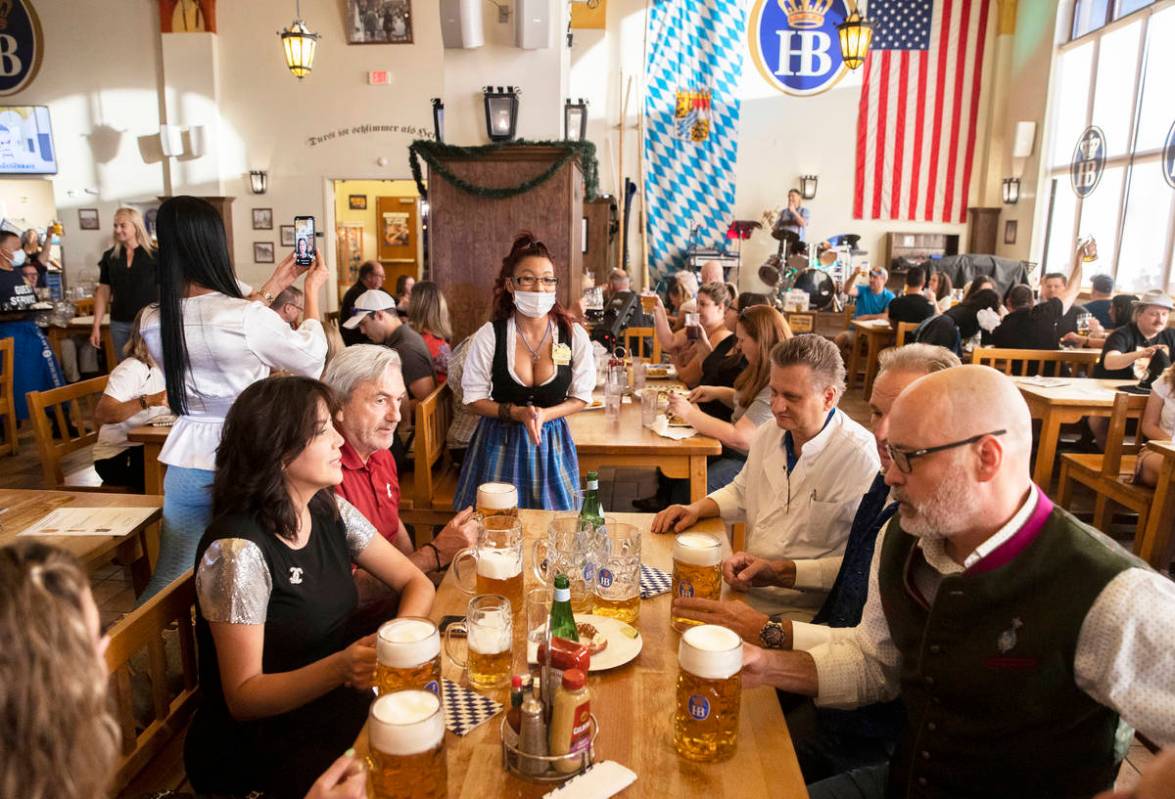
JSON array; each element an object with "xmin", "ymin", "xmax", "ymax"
[
  {"xmin": 269, "ymin": 285, "xmax": 304, "ymax": 329},
  {"xmin": 740, "ymin": 365, "xmax": 1175, "ymax": 798}
]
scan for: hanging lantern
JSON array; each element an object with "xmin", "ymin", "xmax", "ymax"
[
  {"xmin": 837, "ymin": 7, "xmax": 873, "ymax": 71},
  {"xmin": 483, "ymin": 86, "xmax": 520, "ymax": 143},
  {"xmin": 279, "ymin": 2, "xmax": 319, "ymax": 80}
]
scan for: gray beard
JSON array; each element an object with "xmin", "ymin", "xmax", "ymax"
[{"xmin": 895, "ymin": 469, "xmax": 980, "ymax": 540}]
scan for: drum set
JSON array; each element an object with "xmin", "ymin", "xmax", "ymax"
[{"xmin": 755, "ymin": 227, "xmax": 867, "ymax": 312}]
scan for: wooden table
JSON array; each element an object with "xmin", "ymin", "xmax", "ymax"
[
  {"xmin": 354, "ymin": 510, "xmax": 808, "ymax": 798},
  {"xmin": 568, "ymin": 391, "xmax": 722, "ymax": 502},
  {"xmin": 128, "ymin": 425, "xmax": 169, "ymax": 496},
  {"xmin": 1014, "ymin": 378, "xmax": 1125, "ymax": 489},
  {"xmin": 46, "ymin": 314, "xmax": 116, "ymax": 372},
  {"xmin": 0, "ymin": 488, "xmax": 161, "ymax": 593},
  {"xmin": 1136, "ymin": 441, "xmax": 1175, "ymax": 569},
  {"xmin": 848, "ymin": 319, "xmax": 895, "ymax": 398}
]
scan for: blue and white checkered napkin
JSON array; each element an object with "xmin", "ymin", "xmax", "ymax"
[
  {"xmin": 640, "ymin": 564, "xmax": 672, "ymax": 598},
  {"xmin": 442, "ymin": 678, "xmax": 502, "ymax": 736}
]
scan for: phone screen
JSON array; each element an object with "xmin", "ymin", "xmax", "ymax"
[{"xmin": 294, "ymin": 216, "xmax": 316, "ymax": 266}]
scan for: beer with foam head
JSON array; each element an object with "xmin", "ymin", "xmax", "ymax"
[
  {"xmin": 474, "ymin": 547, "xmax": 523, "ymax": 613},
  {"xmin": 673, "ymin": 624, "xmax": 742, "ymax": 763},
  {"xmin": 453, "ymin": 516, "xmax": 524, "ymax": 615},
  {"xmin": 444, "ymin": 594, "xmax": 513, "ymax": 690},
  {"xmin": 369, "ymin": 690, "xmax": 448, "ymax": 799},
  {"xmin": 376, "ymin": 618, "xmax": 442, "ymax": 697},
  {"xmin": 476, "ymin": 482, "xmax": 518, "ymax": 519},
  {"xmin": 671, "ymin": 532, "xmax": 723, "ymax": 631}
]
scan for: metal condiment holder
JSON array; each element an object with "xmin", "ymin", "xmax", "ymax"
[{"xmin": 500, "ymin": 714, "xmax": 599, "ymax": 782}]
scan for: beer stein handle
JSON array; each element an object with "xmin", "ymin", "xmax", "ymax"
[
  {"xmin": 443, "ymin": 622, "xmax": 468, "ymax": 670},
  {"xmin": 531, "ymin": 539, "xmax": 551, "ymax": 585},
  {"xmin": 451, "ymin": 547, "xmax": 477, "ymax": 594}
]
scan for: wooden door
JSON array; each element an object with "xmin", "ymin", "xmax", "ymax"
[{"xmin": 377, "ymin": 195, "xmax": 419, "ymax": 291}]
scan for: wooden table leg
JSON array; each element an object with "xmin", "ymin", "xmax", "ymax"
[
  {"xmin": 143, "ymin": 443, "xmax": 164, "ymax": 495},
  {"xmin": 688, "ymin": 455, "xmax": 707, "ymax": 502},
  {"xmin": 1136, "ymin": 456, "xmax": 1175, "ymax": 569},
  {"xmin": 863, "ymin": 332, "xmax": 891, "ymax": 400},
  {"xmin": 847, "ymin": 331, "xmax": 863, "ymax": 390},
  {"xmin": 1033, "ymin": 411, "xmax": 1063, "ymax": 490}
]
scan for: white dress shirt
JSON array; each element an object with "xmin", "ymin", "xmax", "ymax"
[
  {"xmin": 806, "ymin": 494, "xmax": 1175, "ymax": 746},
  {"xmin": 709, "ymin": 408, "xmax": 880, "ymax": 619},
  {"xmin": 462, "ymin": 318, "xmax": 596, "ymax": 405},
  {"xmin": 140, "ymin": 293, "xmax": 327, "ymax": 471},
  {"xmin": 92, "ymin": 357, "xmax": 170, "ymax": 460}
]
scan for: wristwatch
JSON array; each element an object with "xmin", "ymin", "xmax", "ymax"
[
  {"xmin": 138, "ymin": 395, "xmax": 149, "ymax": 410},
  {"xmin": 759, "ymin": 620, "xmax": 789, "ymax": 650}
]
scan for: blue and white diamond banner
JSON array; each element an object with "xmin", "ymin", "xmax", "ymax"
[{"xmin": 644, "ymin": 0, "xmax": 745, "ymax": 283}]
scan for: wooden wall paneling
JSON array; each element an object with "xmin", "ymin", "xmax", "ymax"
[{"xmin": 967, "ymin": 207, "xmax": 1001, "ymax": 255}]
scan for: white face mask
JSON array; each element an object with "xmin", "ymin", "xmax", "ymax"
[
  {"xmin": 513, "ymin": 290, "xmax": 557, "ymax": 318},
  {"xmin": 9, "ymin": 249, "xmax": 25, "ymax": 267}
]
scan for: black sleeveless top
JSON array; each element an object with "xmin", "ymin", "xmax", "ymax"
[
  {"xmin": 698, "ymin": 334, "xmax": 746, "ymax": 422},
  {"xmin": 490, "ymin": 318, "xmax": 575, "ymax": 408}
]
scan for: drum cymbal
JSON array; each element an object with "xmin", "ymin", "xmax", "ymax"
[{"xmin": 757, "ymin": 255, "xmax": 782, "ymax": 287}]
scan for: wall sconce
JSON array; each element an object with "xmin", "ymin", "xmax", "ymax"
[
  {"xmin": 483, "ymin": 86, "xmax": 520, "ymax": 143},
  {"xmin": 249, "ymin": 170, "xmax": 269, "ymax": 195},
  {"xmin": 837, "ymin": 5, "xmax": 873, "ymax": 71},
  {"xmin": 1002, "ymin": 177, "xmax": 1020, "ymax": 204},
  {"xmin": 279, "ymin": 0, "xmax": 319, "ymax": 80},
  {"xmin": 564, "ymin": 98, "xmax": 588, "ymax": 142},
  {"xmin": 431, "ymin": 98, "xmax": 445, "ymax": 143},
  {"xmin": 799, "ymin": 174, "xmax": 818, "ymax": 200}
]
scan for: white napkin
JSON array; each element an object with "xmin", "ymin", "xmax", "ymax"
[
  {"xmin": 543, "ymin": 762, "xmax": 637, "ymax": 798},
  {"xmin": 652, "ymin": 415, "xmax": 697, "ymax": 440},
  {"xmin": 977, "ymin": 307, "xmax": 1002, "ymax": 333}
]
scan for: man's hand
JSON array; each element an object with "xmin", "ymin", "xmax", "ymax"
[
  {"xmin": 429, "ymin": 507, "xmax": 478, "ymax": 566},
  {"xmin": 305, "ymin": 751, "xmax": 366, "ymax": 799},
  {"xmin": 740, "ymin": 643, "xmax": 773, "ymax": 689},
  {"xmin": 672, "ymin": 597, "xmax": 769, "ymax": 643},
  {"xmin": 651, "ymin": 504, "xmax": 699, "ymax": 534},
  {"xmin": 723, "ymin": 553, "xmax": 795, "ymax": 591}
]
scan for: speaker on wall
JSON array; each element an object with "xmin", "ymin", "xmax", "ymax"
[
  {"xmin": 1012, "ymin": 121, "xmax": 1037, "ymax": 159},
  {"xmin": 515, "ymin": 0, "xmax": 553, "ymax": 50},
  {"xmin": 440, "ymin": 0, "xmax": 484, "ymax": 49}
]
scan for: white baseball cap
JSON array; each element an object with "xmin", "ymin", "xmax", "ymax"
[{"xmin": 343, "ymin": 289, "xmax": 396, "ymax": 329}]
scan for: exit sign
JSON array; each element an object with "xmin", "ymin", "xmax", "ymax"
[{"xmin": 368, "ymin": 70, "xmax": 390, "ymax": 85}]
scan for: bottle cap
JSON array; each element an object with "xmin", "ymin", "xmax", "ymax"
[
  {"xmin": 553, "ymin": 573, "xmax": 571, "ymax": 590},
  {"xmin": 586, "ymin": 470, "xmax": 599, "ymax": 481},
  {"xmin": 512, "ymin": 675, "xmax": 523, "ymax": 690},
  {"xmin": 562, "ymin": 668, "xmax": 586, "ymax": 690}
]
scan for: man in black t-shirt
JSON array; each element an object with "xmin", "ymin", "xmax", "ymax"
[
  {"xmin": 1093, "ymin": 290, "xmax": 1175, "ymax": 381},
  {"xmin": 887, "ymin": 266, "xmax": 936, "ymax": 326},
  {"xmin": 0, "ymin": 231, "xmax": 35, "ymax": 310},
  {"xmin": 991, "ymin": 251, "xmax": 1084, "ymax": 354}
]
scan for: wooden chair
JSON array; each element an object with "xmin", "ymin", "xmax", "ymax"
[
  {"xmin": 895, "ymin": 322, "xmax": 919, "ymax": 347},
  {"xmin": 0, "ymin": 338, "xmax": 17, "ymax": 455},
  {"xmin": 624, "ymin": 326, "xmax": 662, "ymax": 363},
  {"xmin": 399, "ymin": 382, "xmax": 461, "ymax": 539},
  {"xmin": 104, "ymin": 570, "xmax": 199, "ymax": 796},
  {"xmin": 25, "ymin": 375, "xmax": 120, "ymax": 490},
  {"xmin": 1057, "ymin": 392, "xmax": 1153, "ymax": 541},
  {"xmin": 971, "ymin": 347, "xmax": 1096, "ymax": 377}
]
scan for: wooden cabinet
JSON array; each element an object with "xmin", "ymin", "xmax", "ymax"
[
  {"xmin": 883, "ymin": 231, "xmax": 960, "ymax": 271},
  {"xmin": 967, "ymin": 207, "xmax": 1001, "ymax": 255}
]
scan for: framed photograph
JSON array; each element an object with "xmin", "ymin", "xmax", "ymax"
[
  {"xmin": 280, "ymin": 225, "xmax": 296, "ymax": 247},
  {"xmin": 252, "ymin": 208, "xmax": 273, "ymax": 230},
  {"xmin": 347, "ymin": 0, "xmax": 413, "ymax": 44},
  {"xmin": 348, "ymin": 194, "xmax": 368, "ymax": 210},
  {"xmin": 1004, "ymin": 219, "xmax": 1018, "ymax": 245},
  {"xmin": 78, "ymin": 208, "xmax": 99, "ymax": 230},
  {"xmin": 254, "ymin": 242, "xmax": 275, "ymax": 264}
]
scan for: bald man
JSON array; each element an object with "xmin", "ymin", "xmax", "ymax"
[
  {"xmin": 699, "ymin": 260, "xmax": 724, "ymax": 285},
  {"xmin": 741, "ymin": 365, "xmax": 1175, "ymax": 798}
]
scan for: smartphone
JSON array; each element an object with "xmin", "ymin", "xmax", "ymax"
[{"xmin": 294, "ymin": 216, "xmax": 316, "ymax": 267}]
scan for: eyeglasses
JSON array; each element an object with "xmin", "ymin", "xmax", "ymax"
[
  {"xmin": 286, "ymin": 303, "xmax": 304, "ymax": 313},
  {"xmin": 512, "ymin": 275, "xmax": 559, "ymax": 289},
  {"xmin": 886, "ymin": 429, "xmax": 1006, "ymax": 474}
]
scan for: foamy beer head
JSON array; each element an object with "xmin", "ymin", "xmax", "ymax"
[
  {"xmin": 377, "ymin": 618, "xmax": 441, "ymax": 668},
  {"xmin": 678, "ymin": 624, "xmax": 743, "ymax": 680},
  {"xmin": 673, "ymin": 533, "xmax": 723, "ymax": 567},
  {"xmin": 476, "ymin": 482, "xmax": 517, "ymax": 516},
  {"xmin": 476, "ymin": 547, "xmax": 522, "ymax": 581},
  {"xmin": 369, "ymin": 690, "xmax": 445, "ymax": 756}
]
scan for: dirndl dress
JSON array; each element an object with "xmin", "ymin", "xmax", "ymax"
[{"xmin": 453, "ymin": 318, "xmax": 582, "ymax": 511}]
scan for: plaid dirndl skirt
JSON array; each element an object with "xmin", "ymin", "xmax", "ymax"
[{"xmin": 452, "ymin": 416, "xmax": 580, "ymax": 511}]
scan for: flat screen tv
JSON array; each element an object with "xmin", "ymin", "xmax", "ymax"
[{"xmin": 0, "ymin": 106, "xmax": 56, "ymax": 175}]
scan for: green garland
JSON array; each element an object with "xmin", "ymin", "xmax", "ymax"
[{"xmin": 408, "ymin": 139, "xmax": 599, "ymax": 202}]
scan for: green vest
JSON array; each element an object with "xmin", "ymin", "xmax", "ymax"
[{"xmin": 879, "ymin": 503, "xmax": 1139, "ymax": 799}]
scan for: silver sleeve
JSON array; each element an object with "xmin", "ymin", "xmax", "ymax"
[
  {"xmin": 336, "ymin": 496, "xmax": 378, "ymax": 559},
  {"xmin": 196, "ymin": 538, "xmax": 272, "ymax": 624}
]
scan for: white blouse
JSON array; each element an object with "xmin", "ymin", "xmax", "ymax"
[
  {"xmin": 140, "ymin": 293, "xmax": 327, "ymax": 470},
  {"xmin": 92, "ymin": 357, "xmax": 170, "ymax": 461},
  {"xmin": 462, "ymin": 318, "xmax": 595, "ymax": 405}
]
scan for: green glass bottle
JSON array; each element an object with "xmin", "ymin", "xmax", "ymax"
[
  {"xmin": 578, "ymin": 471, "xmax": 604, "ymax": 532},
  {"xmin": 549, "ymin": 574, "xmax": 580, "ymax": 642}
]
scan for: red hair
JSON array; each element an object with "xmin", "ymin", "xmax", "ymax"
[{"xmin": 491, "ymin": 232, "xmax": 575, "ymax": 329}]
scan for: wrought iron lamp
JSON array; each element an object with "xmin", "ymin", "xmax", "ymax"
[
  {"xmin": 483, "ymin": 86, "xmax": 520, "ymax": 142},
  {"xmin": 248, "ymin": 170, "xmax": 268, "ymax": 195},
  {"xmin": 279, "ymin": 1, "xmax": 319, "ymax": 79},
  {"xmin": 837, "ymin": 5, "xmax": 873, "ymax": 71},
  {"xmin": 564, "ymin": 98, "xmax": 588, "ymax": 142},
  {"xmin": 431, "ymin": 98, "xmax": 445, "ymax": 143},
  {"xmin": 799, "ymin": 174, "xmax": 818, "ymax": 200},
  {"xmin": 1002, "ymin": 177, "xmax": 1021, "ymax": 204}
]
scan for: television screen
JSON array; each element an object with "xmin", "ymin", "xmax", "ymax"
[{"xmin": 0, "ymin": 106, "xmax": 56, "ymax": 175}]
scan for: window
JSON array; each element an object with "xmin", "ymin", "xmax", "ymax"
[{"xmin": 1041, "ymin": 3, "xmax": 1175, "ymax": 294}]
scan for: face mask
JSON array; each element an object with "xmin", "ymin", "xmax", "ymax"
[
  {"xmin": 10, "ymin": 250, "xmax": 25, "ymax": 267},
  {"xmin": 513, "ymin": 290, "xmax": 557, "ymax": 318}
]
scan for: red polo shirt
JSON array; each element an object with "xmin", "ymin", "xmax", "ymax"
[{"xmin": 334, "ymin": 440, "xmax": 401, "ymax": 543}]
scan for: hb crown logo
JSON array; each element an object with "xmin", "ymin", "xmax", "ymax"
[
  {"xmin": 1070, "ymin": 126, "xmax": 1106, "ymax": 198},
  {"xmin": 750, "ymin": 0, "xmax": 850, "ymax": 96}
]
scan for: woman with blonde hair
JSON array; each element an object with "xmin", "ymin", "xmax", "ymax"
[
  {"xmin": 92, "ymin": 207, "xmax": 157, "ymax": 363},
  {"xmin": 667, "ymin": 305, "xmax": 792, "ymax": 494},
  {"xmin": 407, "ymin": 280, "xmax": 453, "ymax": 382}
]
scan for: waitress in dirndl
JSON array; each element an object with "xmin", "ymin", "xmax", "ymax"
[{"xmin": 453, "ymin": 232, "xmax": 595, "ymax": 510}]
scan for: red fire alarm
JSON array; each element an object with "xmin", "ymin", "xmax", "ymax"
[{"xmin": 368, "ymin": 70, "xmax": 390, "ymax": 85}]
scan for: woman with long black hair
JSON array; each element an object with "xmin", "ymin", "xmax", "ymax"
[{"xmin": 137, "ymin": 196, "xmax": 329, "ymax": 601}]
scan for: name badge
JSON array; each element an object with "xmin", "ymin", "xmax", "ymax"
[{"xmin": 551, "ymin": 342, "xmax": 572, "ymax": 366}]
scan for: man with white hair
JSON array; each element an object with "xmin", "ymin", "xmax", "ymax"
[
  {"xmin": 322, "ymin": 345, "xmax": 477, "ymax": 581},
  {"xmin": 699, "ymin": 260, "xmax": 725, "ymax": 286},
  {"xmin": 741, "ymin": 365, "xmax": 1175, "ymax": 798}
]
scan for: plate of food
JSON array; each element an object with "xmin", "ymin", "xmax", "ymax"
[
  {"xmin": 666, "ymin": 413, "xmax": 692, "ymax": 428},
  {"xmin": 576, "ymin": 615, "xmax": 642, "ymax": 671},
  {"xmin": 583, "ymin": 399, "xmax": 606, "ymax": 411},
  {"xmin": 645, "ymin": 365, "xmax": 675, "ymax": 379}
]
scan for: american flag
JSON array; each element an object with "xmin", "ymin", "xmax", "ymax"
[{"xmin": 853, "ymin": 0, "xmax": 994, "ymax": 223}]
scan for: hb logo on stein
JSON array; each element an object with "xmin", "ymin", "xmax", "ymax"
[
  {"xmin": 688, "ymin": 695, "xmax": 711, "ymax": 721},
  {"xmin": 597, "ymin": 568, "xmax": 614, "ymax": 589}
]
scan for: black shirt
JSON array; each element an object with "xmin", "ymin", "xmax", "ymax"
[
  {"xmin": 0, "ymin": 266, "xmax": 34, "ymax": 310},
  {"xmin": 887, "ymin": 293, "xmax": 936, "ymax": 325},
  {"xmin": 339, "ymin": 280, "xmax": 367, "ymax": 346},
  {"xmin": 992, "ymin": 299, "xmax": 1068, "ymax": 350},
  {"xmin": 1093, "ymin": 323, "xmax": 1175, "ymax": 380},
  {"xmin": 698, "ymin": 334, "xmax": 746, "ymax": 421},
  {"xmin": 98, "ymin": 245, "xmax": 158, "ymax": 322}
]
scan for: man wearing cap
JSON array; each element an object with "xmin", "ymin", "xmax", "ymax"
[
  {"xmin": 836, "ymin": 266, "xmax": 894, "ymax": 354},
  {"xmin": 1084, "ymin": 274, "xmax": 1115, "ymax": 329},
  {"xmin": 343, "ymin": 288, "xmax": 436, "ymax": 416},
  {"xmin": 1092, "ymin": 290, "xmax": 1175, "ymax": 381}
]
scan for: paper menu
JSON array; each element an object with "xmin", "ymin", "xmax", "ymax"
[{"xmin": 17, "ymin": 507, "xmax": 157, "ymax": 538}]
